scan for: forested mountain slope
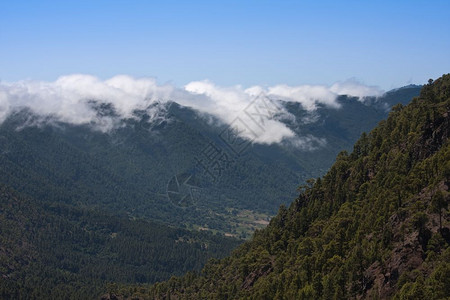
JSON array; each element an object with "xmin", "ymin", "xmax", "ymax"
[
  {"xmin": 0, "ymin": 86, "xmax": 420, "ymax": 237},
  {"xmin": 114, "ymin": 76, "xmax": 450, "ymax": 299},
  {"xmin": 0, "ymin": 185, "xmax": 240, "ymax": 299}
]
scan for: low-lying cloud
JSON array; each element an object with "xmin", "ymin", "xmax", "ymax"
[
  {"xmin": 330, "ymin": 80, "xmax": 384, "ymax": 99},
  {"xmin": 0, "ymin": 74, "xmax": 383, "ymax": 146}
]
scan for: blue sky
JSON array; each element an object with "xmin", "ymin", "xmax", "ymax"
[{"xmin": 1, "ymin": 0, "xmax": 449, "ymax": 90}]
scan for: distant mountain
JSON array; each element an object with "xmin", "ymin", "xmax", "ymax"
[
  {"xmin": 117, "ymin": 75, "xmax": 449, "ymax": 299},
  {"xmin": 0, "ymin": 85, "xmax": 421, "ymax": 238}
]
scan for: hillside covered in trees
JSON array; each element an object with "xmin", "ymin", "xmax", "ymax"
[
  {"xmin": 0, "ymin": 185, "xmax": 240, "ymax": 299},
  {"xmin": 111, "ymin": 76, "xmax": 450, "ymax": 299}
]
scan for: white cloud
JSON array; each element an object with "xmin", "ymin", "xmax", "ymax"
[
  {"xmin": 330, "ymin": 80, "xmax": 384, "ymax": 99},
  {"xmin": 285, "ymin": 135, "xmax": 328, "ymax": 151},
  {"xmin": 0, "ymin": 74, "xmax": 383, "ymax": 145},
  {"xmin": 267, "ymin": 84, "xmax": 339, "ymax": 110},
  {"xmin": 0, "ymin": 90, "xmax": 10, "ymax": 123},
  {"xmin": 183, "ymin": 80, "xmax": 296, "ymax": 144}
]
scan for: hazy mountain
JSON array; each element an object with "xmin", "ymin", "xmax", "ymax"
[{"xmin": 0, "ymin": 85, "xmax": 420, "ymax": 238}]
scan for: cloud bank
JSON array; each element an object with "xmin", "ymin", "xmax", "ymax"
[{"xmin": 0, "ymin": 74, "xmax": 383, "ymax": 146}]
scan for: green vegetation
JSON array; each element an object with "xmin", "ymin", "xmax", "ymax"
[
  {"xmin": 0, "ymin": 185, "xmax": 240, "ymax": 299},
  {"xmin": 111, "ymin": 75, "xmax": 450, "ymax": 299}
]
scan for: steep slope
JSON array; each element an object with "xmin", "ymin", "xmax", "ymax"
[
  {"xmin": 114, "ymin": 75, "xmax": 450, "ymax": 299},
  {"xmin": 0, "ymin": 185, "xmax": 240, "ymax": 299},
  {"xmin": 0, "ymin": 87, "xmax": 420, "ymax": 237}
]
